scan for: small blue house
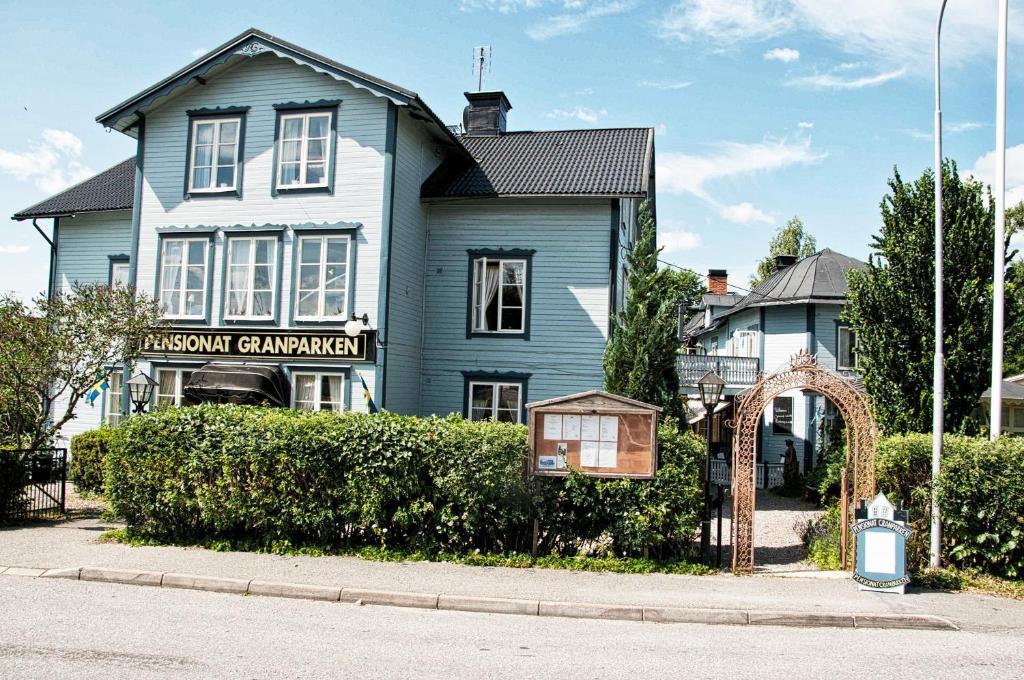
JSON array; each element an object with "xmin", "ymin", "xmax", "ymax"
[
  {"xmin": 678, "ymin": 250, "xmax": 866, "ymax": 487},
  {"xmin": 11, "ymin": 28, "xmax": 654, "ymax": 446}
]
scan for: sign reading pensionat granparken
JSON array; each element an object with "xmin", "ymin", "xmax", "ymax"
[{"xmin": 142, "ymin": 328, "xmax": 377, "ymax": 362}]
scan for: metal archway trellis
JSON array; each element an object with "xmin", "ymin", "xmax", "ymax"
[{"xmin": 728, "ymin": 351, "xmax": 877, "ymax": 575}]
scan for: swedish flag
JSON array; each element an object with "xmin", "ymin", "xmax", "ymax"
[
  {"xmin": 359, "ymin": 373, "xmax": 379, "ymax": 414},
  {"xmin": 85, "ymin": 376, "xmax": 110, "ymax": 407}
]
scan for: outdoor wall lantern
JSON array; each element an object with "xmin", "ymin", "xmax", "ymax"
[
  {"xmin": 344, "ymin": 313, "xmax": 370, "ymax": 338},
  {"xmin": 696, "ymin": 370, "xmax": 726, "ymax": 566},
  {"xmin": 126, "ymin": 372, "xmax": 159, "ymax": 414}
]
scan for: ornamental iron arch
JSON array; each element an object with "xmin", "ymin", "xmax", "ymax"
[{"xmin": 728, "ymin": 350, "xmax": 877, "ymax": 575}]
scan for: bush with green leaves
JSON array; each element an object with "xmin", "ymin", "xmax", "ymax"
[
  {"xmin": 0, "ymin": 452, "xmax": 30, "ymax": 522},
  {"xmin": 105, "ymin": 404, "xmax": 704, "ymax": 559},
  {"xmin": 69, "ymin": 427, "xmax": 116, "ymax": 495}
]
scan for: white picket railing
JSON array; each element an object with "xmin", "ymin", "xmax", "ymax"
[
  {"xmin": 756, "ymin": 463, "xmax": 785, "ymax": 489},
  {"xmin": 710, "ymin": 459, "xmax": 730, "ymax": 486}
]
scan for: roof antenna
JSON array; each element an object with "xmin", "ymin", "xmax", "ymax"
[{"xmin": 472, "ymin": 46, "xmax": 491, "ymax": 91}]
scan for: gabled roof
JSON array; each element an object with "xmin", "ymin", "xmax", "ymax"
[
  {"xmin": 423, "ymin": 128, "xmax": 653, "ymax": 199},
  {"xmin": 526, "ymin": 389, "xmax": 662, "ymax": 412},
  {"xmin": 12, "ymin": 158, "xmax": 135, "ymax": 220},
  {"xmin": 96, "ymin": 28, "xmax": 467, "ymax": 158},
  {"xmin": 982, "ymin": 380, "xmax": 1024, "ymax": 402}
]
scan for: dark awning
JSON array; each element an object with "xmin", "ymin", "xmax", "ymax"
[{"xmin": 183, "ymin": 364, "xmax": 289, "ymax": 407}]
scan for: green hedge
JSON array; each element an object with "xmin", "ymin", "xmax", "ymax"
[
  {"xmin": 70, "ymin": 427, "xmax": 115, "ymax": 495},
  {"xmin": 105, "ymin": 404, "xmax": 703, "ymax": 559},
  {"xmin": 0, "ymin": 452, "xmax": 30, "ymax": 522}
]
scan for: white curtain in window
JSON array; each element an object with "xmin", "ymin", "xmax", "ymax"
[{"xmin": 480, "ymin": 262, "xmax": 500, "ymax": 330}]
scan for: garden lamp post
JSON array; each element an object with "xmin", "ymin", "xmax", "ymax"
[
  {"xmin": 697, "ymin": 370, "xmax": 725, "ymax": 565},
  {"xmin": 126, "ymin": 371, "xmax": 158, "ymax": 414}
]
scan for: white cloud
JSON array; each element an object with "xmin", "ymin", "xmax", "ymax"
[
  {"xmin": 948, "ymin": 121, "xmax": 986, "ymax": 134},
  {"xmin": 547, "ymin": 106, "xmax": 607, "ymax": 124},
  {"xmin": 655, "ymin": 123, "xmax": 668, "ymax": 137},
  {"xmin": 459, "ymin": 0, "xmax": 544, "ymax": 12},
  {"xmin": 764, "ymin": 47, "xmax": 800, "ymax": 63},
  {"xmin": 657, "ymin": 136, "xmax": 827, "ymax": 201},
  {"xmin": 190, "ymin": 47, "xmax": 208, "ymax": 58},
  {"xmin": 969, "ymin": 143, "xmax": 1024, "ymax": 209},
  {"xmin": 721, "ymin": 202, "xmax": 773, "ymax": 224},
  {"xmin": 798, "ymin": 121, "xmax": 813, "ymax": 129},
  {"xmin": 658, "ymin": 0, "xmax": 791, "ymax": 44},
  {"xmin": 659, "ymin": 228, "xmax": 703, "ymax": 253},
  {"xmin": 527, "ymin": 1, "xmax": 636, "ymax": 40},
  {"xmin": 0, "ymin": 245, "xmax": 30, "ymax": 255},
  {"xmin": 636, "ymin": 79, "xmax": 693, "ymax": 90},
  {"xmin": 0, "ymin": 129, "xmax": 93, "ymax": 194},
  {"xmin": 787, "ymin": 67, "xmax": 905, "ymax": 90}
]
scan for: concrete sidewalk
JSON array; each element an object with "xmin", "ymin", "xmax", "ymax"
[{"xmin": 2, "ymin": 517, "xmax": 1021, "ymax": 633}]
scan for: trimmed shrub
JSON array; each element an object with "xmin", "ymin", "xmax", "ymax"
[
  {"xmin": 0, "ymin": 452, "xmax": 30, "ymax": 522},
  {"xmin": 105, "ymin": 404, "xmax": 704, "ymax": 559},
  {"xmin": 70, "ymin": 427, "xmax": 116, "ymax": 495}
]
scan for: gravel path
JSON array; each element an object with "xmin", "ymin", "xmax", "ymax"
[{"xmin": 710, "ymin": 489, "xmax": 824, "ymax": 573}]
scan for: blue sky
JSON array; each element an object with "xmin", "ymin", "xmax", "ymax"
[{"xmin": 1, "ymin": 0, "xmax": 1022, "ymax": 301}]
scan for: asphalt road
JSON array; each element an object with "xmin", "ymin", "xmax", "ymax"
[{"xmin": 2, "ymin": 577, "xmax": 1022, "ymax": 679}]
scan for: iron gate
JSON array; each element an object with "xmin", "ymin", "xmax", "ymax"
[{"xmin": 1, "ymin": 448, "xmax": 67, "ymax": 522}]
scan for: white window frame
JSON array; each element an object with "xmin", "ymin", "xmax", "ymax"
[
  {"xmin": 188, "ymin": 117, "xmax": 241, "ymax": 193},
  {"xmin": 110, "ymin": 261, "xmax": 129, "ymax": 288},
  {"xmin": 224, "ymin": 236, "xmax": 277, "ymax": 320},
  {"xmin": 732, "ymin": 329, "xmax": 758, "ymax": 358},
  {"xmin": 291, "ymin": 372, "xmax": 346, "ymax": 412},
  {"xmin": 471, "ymin": 257, "xmax": 527, "ymax": 334},
  {"xmin": 104, "ymin": 371, "xmax": 123, "ymax": 427},
  {"xmin": 468, "ymin": 381, "xmax": 523, "ymax": 424},
  {"xmin": 294, "ymin": 234, "xmax": 350, "ymax": 321},
  {"xmin": 159, "ymin": 237, "xmax": 209, "ymax": 319},
  {"xmin": 276, "ymin": 111, "xmax": 332, "ymax": 189},
  {"xmin": 837, "ymin": 326, "xmax": 859, "ymax": 371},
  {"xmin": 155, "ymin": 368, "xmax": 194, "ymax": 408}
]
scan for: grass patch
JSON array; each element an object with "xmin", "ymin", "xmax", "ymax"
[
  {"xmin": 100, "ymin": 529, "xmax": 713, "ymax": 575},
  {"xmin": 912, "ymin": 567, "xmax": 1024, "ymax": 599}
]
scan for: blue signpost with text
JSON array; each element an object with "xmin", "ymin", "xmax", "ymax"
[{"xmin": 852, "ymin": 493, "xmax": 912, "ymax": 594}]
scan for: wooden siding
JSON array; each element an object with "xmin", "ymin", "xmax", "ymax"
[
  {"xmin": 419, "ymin": 199, "xmax": 612, "ymax": 418},
  {"xmin": 813, "ymin": 303, "xmax": 843, "ymax": 371},
  {"xmin": 762, "ymin": 305, "xmax": 808, "ymax": 373},
  {"xmin": 50, "ymin": 211, "xmax": 134, "ymax": 446},
  {"xmin": 383, "ymin": 109, "xmax": 443, "ymax": 414}
]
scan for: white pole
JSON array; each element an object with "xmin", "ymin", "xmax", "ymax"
[
  {"xmin": 991, "ymin": 0, "xmax": 1008, "ymax": 441},
  {"xmin": 931, "ymin": 0, "xmax": 949, "ymax": 569}
]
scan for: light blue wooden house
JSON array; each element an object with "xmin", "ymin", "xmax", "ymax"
[
  {"xmin": 677, "ymin": 250, "xmax": 866, "ymax": 487},
  {"xmin": 12, "ymin": 29, "xmax": 654, "ymax": 446}
]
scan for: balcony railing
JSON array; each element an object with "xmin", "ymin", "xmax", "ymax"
[{"xmin": 677, "ymin": 354, "xmax": 760, "ymax": 386}]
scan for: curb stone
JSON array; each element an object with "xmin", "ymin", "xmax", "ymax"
[{"xmin": 14, "ymin": 565, "xmax": 960, "ymax": 631}]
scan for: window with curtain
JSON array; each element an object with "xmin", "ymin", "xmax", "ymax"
[
  {"xmin": 468, "ymin": 381, "xmax": 522, "ymax": 423},
  {"xmin": 295, "ymin": 234, "xmax": 348, "ymax": 320},
  {"xmin": 837, "ymin": 326, "xmax": 859, "ymax": 370},
  {"xmin": 277, "ymin": 112, "xmax": 332, "ymax": 188},
  {"xmin": 189, "ymin": 117, "xmax": 240, "ymax": 192},
  {"xmin": 471, "ymin": 257, "xmax": 526, "ymax": 333},
  {"xmin": 104, "ymin": 371, "xmax": 123, "ymax": 426},
  {"xmin": 292, "ymin": 372, "xmax": 345, "ymax": 411},
  {"xmin": 226, "ymin": 237, "xmax": 276, "ymax": 319},
  {"xmin": 155, "ymin": 368, "xmax": 194, "ymax": 408},
  {"xmin": 159, "ymin": 238, "xmax": 208, "ymax": 318}
]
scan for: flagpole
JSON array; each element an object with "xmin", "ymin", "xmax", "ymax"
[{"xmin": 990, "ymin": 0, "xmax": 1008, "ymax": 441}]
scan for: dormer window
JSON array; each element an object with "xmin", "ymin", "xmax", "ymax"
[{"xmin": 188, "ymin": 117, "xmax": 242, "ymax": 193}]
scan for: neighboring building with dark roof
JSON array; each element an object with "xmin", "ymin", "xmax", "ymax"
[
  {"xmin": 677, "ymin": 250, "xmax": 867, "ymax": 484},
  {"xmin": 10, "ymin": 28, "xmax": 655, "ymax": 446},
  {"xmin": 980, "ymin": 375, "xmax": 1024, "ymax": 436}
]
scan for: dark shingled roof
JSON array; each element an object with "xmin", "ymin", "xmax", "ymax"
[
  {"xmin": 12, "ymin": 158, "xmax": 135, "ymax": 220},
  {"xmin": 423, "ymin": 128, "xmax": 653, "ymax": 198},
  {"xmin": 982, "ymin": 380, "xmax": 1024, "ymax": 402}
]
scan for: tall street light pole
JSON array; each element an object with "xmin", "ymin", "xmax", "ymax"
[
  {"xmin": 990, "ymin": 0, "xmax": 1009, "ymax": 441},
  {"xmin": 931, "ymin": 0, "xmax": 949, "ymax": 569}
]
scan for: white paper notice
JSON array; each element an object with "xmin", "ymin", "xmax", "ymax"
[
  {"xmin": 599, "ymin": 441, "xmax": 618, "ymax": 468},
  {"xmin": 562, "ymin": 415, "xmax": 582, "ymax": 440},
  {"xmin": 580, "ymin": 440, "xmax": 599, "ymax": 467},
  {"xmin": 543, "ymin": 414, "xmax": 562, "ymax": 440},
  {"xmin": 599, "ymin": 416, "xmax": 619, "ymax": 442},
  {"xmin": 580, "ymin": 415, "xmax": 600, "ymax": 441},
  {"xmin": 864, "ymin": 531, "xmax": 897, "ymax": 574}
]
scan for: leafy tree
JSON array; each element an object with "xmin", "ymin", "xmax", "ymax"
[
  {"xmin": 663, "ymin": 266, "xmax": 705, "ymax": 316},
  {"xmin": 604, "ymin": 199, "xmax": 684, "ymax": 421},
  {"xmin": 750, "ymin": 216, "xmax": 818, "ymax": 287},
  {"xmin": 1004, "ymin": 203, "xmax": 1024, "ymax": 376},
  {"xmin": 843, "ymin": 162, "xmax": 1024, "ymax": 434},
  {"xmin": 0, "ymin": 283, "xmax": 162, "ymax": 449}
]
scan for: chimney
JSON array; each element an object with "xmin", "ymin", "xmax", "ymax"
[
  {"xmin": 774, "ymin": 254, "xmax": 797, "ymax": 271},
  {"xmin": 463, "ymin": 91, "xmax": 512, "ymax": 136},
  {"xmin": 707, "ymin": 269, "xmax": 728, "ymax": 295}
]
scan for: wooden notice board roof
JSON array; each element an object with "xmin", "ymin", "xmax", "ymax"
[{"xmin": 525, "ymin": 390, "xmax": 663, "ymax": 413}]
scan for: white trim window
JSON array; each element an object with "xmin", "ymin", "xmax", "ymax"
[
  {"xmin": 226, "ymin": 237, "xmax": 276, "ymax": 319},
  {"xmin": 732, "ymin": 329, "xmax": 758, "ymax": 358},
  {"xmin": 471, "ymin": 257, "xmax": 526, "ymax": 333},
  {"xmin": 110, "ymin": 261, "xmax": 129, "ymax": 288},
  {"xmin": 155, "ymin": 368, "xmax": 194, "ymax": 408},
  {"xmin": 295, "ymin": 234, "xmax": 349, "ymax": 320},
  {"xmin": 189, "ymin": 117, "xmax": 240, "ymax": 192},
  {"xmin": 837, "ymin": 326, "xmax": 859, "ymax": 370},
  {"xmin": 159, "ymin": 238, "xmax": 208, "ymax": 318},
  {"xmin": 469, "ymin": 381, "xmax": 522, "ymax": 423},
  {"xmin": 292, "ymin": 372, "xmax": 345, "ymax": 412},
  {"xmin": 277, "ymin": 112, "xmax": 332, "ymax": 188},
  {"xmin": 104, "ymin": 371, "xmax": 123, "ymax": 426}
]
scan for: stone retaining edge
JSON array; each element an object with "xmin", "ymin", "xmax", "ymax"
[{"xmin": 8, "ymin": 565, "xmax": 959, "ymax": 631}]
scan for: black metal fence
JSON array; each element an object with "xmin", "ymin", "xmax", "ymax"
[{"xmin": 0, "ymin": 448, "xmax": 67, "ymax": 522}]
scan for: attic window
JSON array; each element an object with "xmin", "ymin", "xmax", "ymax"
[
  {"xmin": 277, "ymin": 112, "xmax": 332, "ymax": 189},
  {"xmin": 188, "ymin": 117, "xmax": 242, "ymax": 193}
]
